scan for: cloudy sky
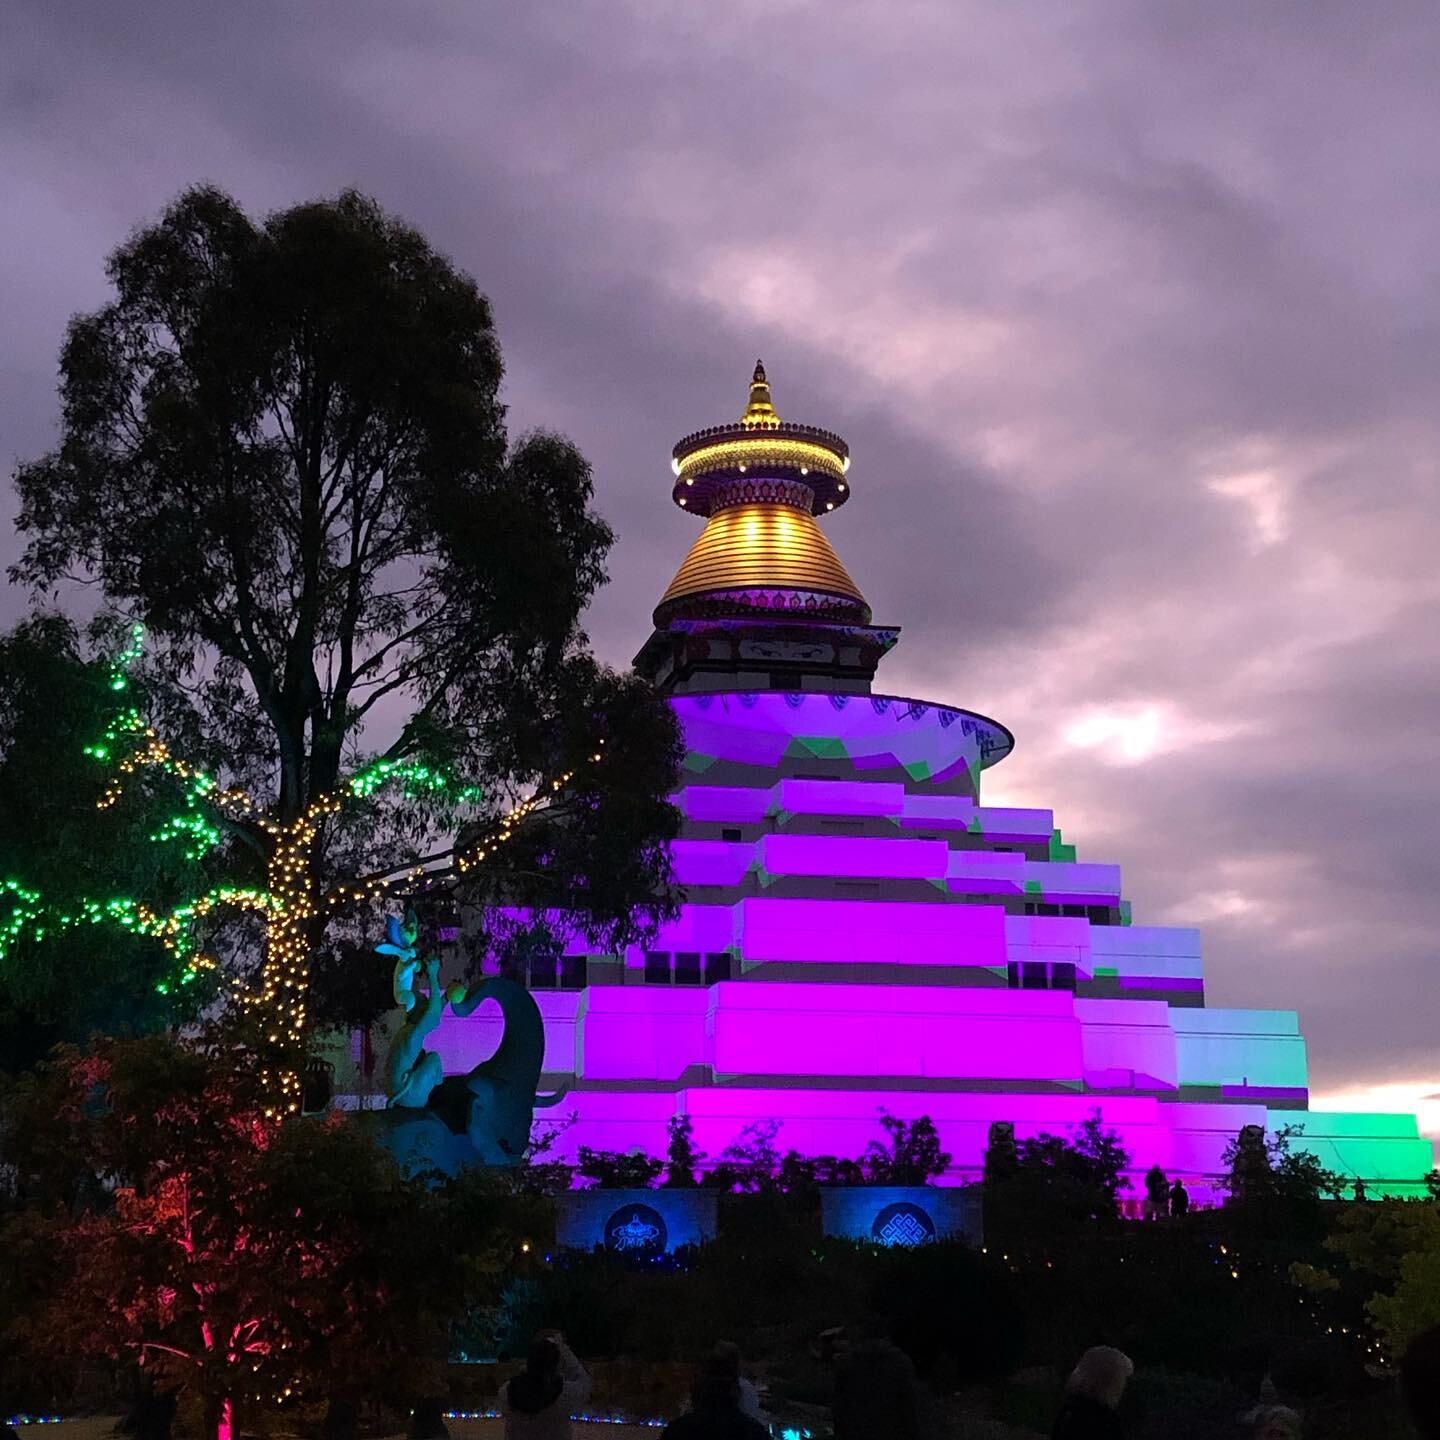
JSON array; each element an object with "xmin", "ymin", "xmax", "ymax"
[{"xmin": 3, "ymin": 1, "xmax": 1437, "ymax": 1130}]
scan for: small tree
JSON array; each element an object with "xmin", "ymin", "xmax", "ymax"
[
  {"xmin": 1220, "ymin": 1124, "xmax": 1346, "ymax": 1206},
  {"xmin": 1367, "ymin": 1220, "xmax": 1440, "ymax": 1357},
  {"xmin": 575, "ymin": 1147, "xmax": 664, "ymax": 1190},
  {"xmin": 985, "ymin": 1109, "xmax": 1131, "ymax": 1245},
  {"xmin": 776, "ymin": 1151, "xmax": 865, "ymax": 1192},
  {"xmin": 1219, "ymin": 1123, "xmax": 1346, "ymax": 1264},
  {"xmin": 1017, "ymin": 1110, "xmax": 1130, "ymax": 1221},
  {"xmin": 512, "ymin": 1111, "xmax": 576, "ymax": 1197},
  {"xmin": 663, "ymin": 1114, "xmax": 705, "ymax": 1188},
  {"xmin": 1294, "ymin": 1197, "xmax": 1440, "ymax": 1360},
  {"xmin": 707, "ymin": 1119, "xmax": 784, "ymax": 1193},
  {"xmin": 0, "ymin": 1034, "xmax": 501, "ymax": 1439},
  {"xmin": 863, "ymin": 1114, "xmax": 951, "ymax": 1186}
]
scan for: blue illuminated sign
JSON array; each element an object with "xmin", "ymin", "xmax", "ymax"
[
  {"xmin": 605, "ymin": 1203, "xmax": 668, "ymax": 1255},
  {"xmin": 870, "ymin": 1200, "xmax": 937, "ymax": 1246}
]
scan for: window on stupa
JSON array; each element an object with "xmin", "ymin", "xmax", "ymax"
[
  {"xmin": 703, "ymin": 953, "xmax": 734, "ymax": 984},
  {"xmin": 1006, "ymin": 961, "xmax": 1077, "ymax": 991}
]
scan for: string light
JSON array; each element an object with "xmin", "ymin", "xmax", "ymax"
[
  {"xmin": 1, "ymin": 623, "xmax": 608, "ymax": 1116},
  {"xmin": 676, "ymin": 435, "xmax": 846, "ymax": 487},
  {"xmin": 348, "ymin": 757, "xmax": 482, "ymax": 803}
]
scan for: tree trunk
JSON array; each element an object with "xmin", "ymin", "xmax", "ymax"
[
  {"xmin": 205, "ymin": 1396, "xmax": 234, "ymax": 1440},
  {"xmin": 247, "ymin": 817, "xmax": 324, "ymax": 1114}
]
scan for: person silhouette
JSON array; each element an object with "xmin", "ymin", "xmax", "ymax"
[
  {"xmin": 1052, "ymin": 1346, "xmax": 1133, "ymax": 1439},
  {"xmin": 662, "ymin": 1344, "xmax": 768, "ymax": 1439},
  {"xmin": 1143, "ymin": 1165, "xmax": 1169, "ymax": 1220},
  {"xmin": 500, "ymin": 1332, "xmax": 590, "ymax": 1440}
]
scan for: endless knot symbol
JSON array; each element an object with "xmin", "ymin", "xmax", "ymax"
[{"xmin": 877, "ymin": 1210, "xmax": 934, "ymax": 1246}]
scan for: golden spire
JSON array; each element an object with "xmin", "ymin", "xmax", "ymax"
[
  {"xmin": 658, "ymin": 359, "xmax": 864, "ymax": 623},
  {"xmin": 741, "ymin": 359, "xmax": 781, "ymax": 428}
]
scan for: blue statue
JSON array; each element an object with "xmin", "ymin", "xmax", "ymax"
[
  {"xmin": 380, "ymin": 909, "xmax": 467, "ymax": 1108},
  {"xmin": 376, "ymin": 906, "xmax": 566, "ymax": 1170}
]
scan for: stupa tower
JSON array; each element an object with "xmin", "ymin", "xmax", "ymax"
[
  {"xmin": 635, "ymin": 362, "xmax": 900, "ymax": 694},
  {"xmin": 401, "ymin": 361, "xmax": 1433, "ymax": 1211}
]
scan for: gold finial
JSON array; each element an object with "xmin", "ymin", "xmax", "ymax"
[{"xmin": 742, "ymin": 359, "xmax": 780, "ymax": 427}]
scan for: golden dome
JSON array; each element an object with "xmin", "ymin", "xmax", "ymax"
[{"xmin": 658, "ymin": 501, "xmax": 867, "ymax": 612}]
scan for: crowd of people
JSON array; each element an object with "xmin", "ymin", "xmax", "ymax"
[
  {"xmin": 491, "ymin": 1319, "xmax": 1440, "ymax": 1440},
  {"xmin": 13, "ymin": 1315, "xmax": 1430, "ymax": 1440}
]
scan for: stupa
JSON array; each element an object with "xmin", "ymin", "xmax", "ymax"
[{"xmin": 423, "ymin": 364, "xmax": 1431, "ymax": 1200}]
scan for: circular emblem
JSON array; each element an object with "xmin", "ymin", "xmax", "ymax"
[
  {"xmin": 604, "ymin": 1202, "xmax": 668, "ymax": 1256},
  {"xmin": 871, "ymin": 1201, "xmax": 936, "ymax": 1247}
]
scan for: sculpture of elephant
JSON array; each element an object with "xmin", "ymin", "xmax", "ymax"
[
  {"xmin": 375, "ymin": 906, "xmax": 567, "ymax": 1171},
  {"xmin": 427, "ymin": 975, "xmax": 569, "ymax": 1166}
]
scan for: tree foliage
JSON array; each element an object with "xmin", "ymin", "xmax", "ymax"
[
  {"xmin": 1367, "ymin": 1220, "xmax": 1440, "ymax": 1358},
  {"xmin": 1294, "ymin": 1197, "xmax": 1440, "ymax": 1361},
  {"xmin": 984, "ymin": 1110, "xmax": 1131, "ymax": 1246},
  {"xmin": 575, "ymin": 1146, "xmax": 665, "ymax": 1190},
  {"xmin": 13, "ymin": 186, "xmax": 599, "ymax": 817},
  {"xmin": 705, "ymin": 1119, "xmax": 785, "ymax": 1194},
  {"xmin": 0, "ymin": 616, "xmax": 220, "ymax": 1065},
  {"xmin": 1018, "ymin": 1111, "xmax": 1129, "ymax": 1217},
  {"xmin": 662, "ymin": 1114, "xmax": 704, "ymax": 1189},
  {"xmin": 1220, "ymin": 1124, "xmax": 1346, "ymax": 1207},
  {"xmin": 862, "ymin": 1114, "xmax": 951, "ymax": 1186},
  {"xmin": 0, "ymin": 1033, "xmax": 514, "ymax": 1434},
  {"xmin": 1217, "ymin": 1123, "xmax": 1347, "ymax": 1267},
  {"xmin": 664, "ymin": 1114, "xmax": 954, "ymax": 1194}
]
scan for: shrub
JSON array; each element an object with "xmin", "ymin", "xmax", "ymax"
[{"xmin": 871, "ymin": 1243, "xmax": 1026, "ymax": 1379}]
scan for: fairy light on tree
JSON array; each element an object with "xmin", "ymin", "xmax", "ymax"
[{"xmin": 31, "ymin": 626, "xmax": 628, "ymax": 1115}]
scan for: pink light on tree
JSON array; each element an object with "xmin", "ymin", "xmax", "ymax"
[{"xmin": 2, "ymin": 1034, "xmax": 498, "ymax": 1439}]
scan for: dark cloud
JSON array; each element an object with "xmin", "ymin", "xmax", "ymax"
[{"xmin": 2, "ymin": 0, "xmax": 1436, "ymax": 1111}]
